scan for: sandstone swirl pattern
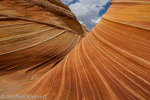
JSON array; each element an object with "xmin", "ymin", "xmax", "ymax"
[
  {"xmin": 0, "ymin": 0, "xmax": 85, "ymax": 93},
  {"xmin": 0, "ymin": 0, "xmax": 150, "ymax": 100}
]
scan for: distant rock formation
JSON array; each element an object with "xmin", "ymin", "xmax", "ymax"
[
  {"xmin": 0, "ymin": 0, "xmax": 150, "ymax": 100},
  {"xmin": 81, "ymin": 24, "xmax": 89, "ymax": 37}
]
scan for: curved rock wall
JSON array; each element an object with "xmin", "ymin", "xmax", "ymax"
[
  {"xmin": 0, "ymin": 0, "xmax": 150, "ymax": 100},
  {"xmin": 0, "ymin": 0, "xmax": 85, "ymax": 84}
]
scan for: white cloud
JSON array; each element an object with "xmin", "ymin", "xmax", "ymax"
[
  {"xmin": 61, "ymin": 0, "xmax": 74, "ymax": 5},
  {"xmin": 79, "ymin": 0, "xmax": 110, "ymax": 7},
  {"xmin": 69, "ymin": 0, "xmax": 110, "ymax": 31},
  {"xmin": 79, "ymin": 21, "xmax": 83, "ymax": 25},
  {"xmin": 92, "ymin": 17, "xmax": 101, "ymax": 23}
]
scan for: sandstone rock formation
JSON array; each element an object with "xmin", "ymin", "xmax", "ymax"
[
  {"xmin": 81, "ymin": 24, "xmax": 89, "ymax": 37},
  {"xmin": 0, "ymin": 0, "xmax": 85, "ymax": 92},
  {"xmin": 0, "ymin": 0, "xmax": 150, "ymax": 100}
]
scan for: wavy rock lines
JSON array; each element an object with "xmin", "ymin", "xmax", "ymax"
[{"xmin": 0, "ymin": 0, "xmax": 150, "ymax": 100}]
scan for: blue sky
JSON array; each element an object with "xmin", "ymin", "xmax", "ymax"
[{"xmin": 61, "ymin": 0, "xmax": 111, "ymax": 31}]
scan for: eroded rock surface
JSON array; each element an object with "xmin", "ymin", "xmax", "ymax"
[
  {"xmin": 0, "ymin": 0, "xmax": 85, "ymax": 92},
  {"xmin": 0, "ymin": 0, "xmax": 150, "ymax": 100}
]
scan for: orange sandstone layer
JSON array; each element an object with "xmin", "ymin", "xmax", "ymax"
[
  {"xmin": 0, "ymin": 0, "xmax": 150, "ymax": 100},
  {"xmin": 0, "ymin": 0, "xmax": 85, "ymax": 91}
]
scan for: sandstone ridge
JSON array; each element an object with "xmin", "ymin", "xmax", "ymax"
[{"xmin": 0, "ymin": 0, "xmax": 150, "ymax": 100}]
